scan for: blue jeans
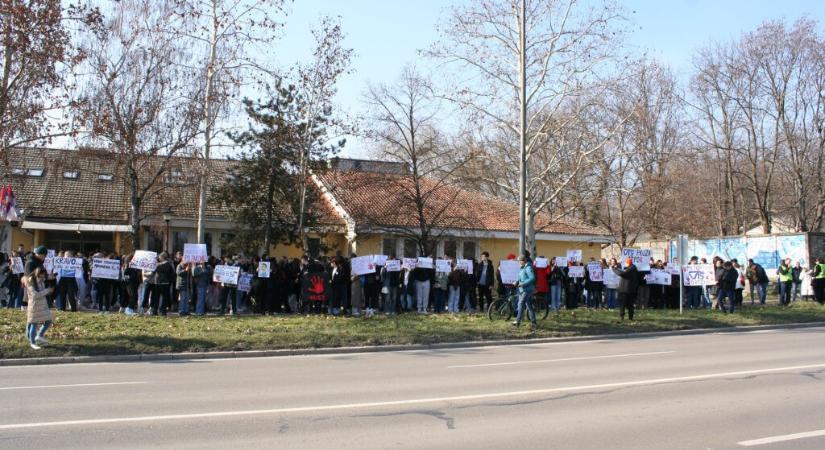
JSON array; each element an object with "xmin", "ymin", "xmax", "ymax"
[
  {"xmin": 27, "ymin": 321, "xmax": 52, "ymax": 344},
  {"xmin": 402, "ymin": 292, "xmax": 414, "ymax": 311},
  {"xmin": 7, "ymin": 284, "xmax": 22, "ymax": 308},
  {"xmin": 688, "ymin": 286, "xmax": 701, "ymax": 309},
  {"xmin": 432, "ymin": 288, "xmax": 446, "ymax": 313},
  {"xmin": 549, "ymin": 283, "xmax": 561, "ymax": 310},
  {"xmin": 178, "ymin": 287, "xmax": 191, "ymax": 314},
  {"xmin": 515, "ymin": 290, "xmax": 536, "ymax": 325},
  {"xmin": 717, "ymin": 288, "xmax": 734, "ymax": 313},
  {"xmin": 605, "ymin": 289, "xmax": 618, "ymax": 309},
  {"xmin": 448, "ymin": 286, "xmax": 460, "ymax": 312},
  {"xmin": 195, "ymin": 286, "xmax": 207, "ymax": 315},
  {"xmin": 756, "ymin": 282, "xmax": 768, "ymax": 304}
]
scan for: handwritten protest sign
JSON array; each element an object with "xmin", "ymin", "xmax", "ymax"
[
  {"xmin": 257, "ymin": 261, "xmax": 271, "ymax": 278},
  {"xmin": 587, "ymin": 263, "xmax": 604, "ymax": 282},
  {"xmin": 499, "ymin": 260, "xmax": 520, "ymax": 284},
  {"xmin": 436, "ymin": 259, "xmax": 452, "ymax": 273},
  {"xmin": 667, "ymin": 264, "xmax": 681, "ymax": 275},
  {"xmin": 417, "ymin": 257, "xmax": 434, "ymax": 269},
  {"xmin": 567, "ymin": 250, "xmax": 582, "ymax": 263},
  {"xmin": 385, "ymin": 259, "xmax": 401, "ymax": 272},
  {"xmin": 555, "ymin": 257, "xmax": 568, "ymax": 267},
  {"xmin": 54, "ymin": 256, "xmax": 84, "ymax": 273},
  {"xmin": 603, "ymin": 269, "xmax": 620, "ymax": 288},
  {"xmin": 92, "ymin": 258, "xmax": 121, "ymax": 280},
  {"xmin": 648, "ymin": 269, "xmax": 671, "ymax": 285},
  {"xmin": 682, "ymin": 264, "xmax": 715, "ymax": 287},
  {"xmin": 568, "ymin": 266, "xmax": 585, "ymax": 278},
  {"xmin": 129, "ymin": 251, "xmax": 157, "ymax": 271},
  {"xmin": 402, "ymin": 258, "xmax": 418, "ymax": 270},
  {"xmin": 457, "ymin": 259, "xmax": 474, "ymax": 274},
  {"xmin": 534, "ymin": 257, "xmax": 548, "ymax": 268},
  {"xmin": 371, "ymin": 254, "xmax": 389, "ymax": 266},
  {"xmin": 351, "ymin": 255, "xmax": 374, "ymax": 276},
  {"xmin": 621, "ymin": 248, "xmax": 652, "ymax": 271},
  {"xmin": 213, "ymin": 265, "xmax": 240, "ymax": 285},
  {"xmin": 10, "ymin": 257, "xmax": 23, "ymax": 275},
  {"xmin": 237, "ymin": 273, "xmax": 253, "ymax": 292},
  {"xmin": 183, "ymin": 243, "xmax": 208, "ymax": 263}
]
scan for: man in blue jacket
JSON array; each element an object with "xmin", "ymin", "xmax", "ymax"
[{"xmin": 512, "ymin": 255, "xmax": 537, "ymax": 329}]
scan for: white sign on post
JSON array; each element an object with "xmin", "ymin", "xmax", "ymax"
[
  {"xmin": 603, "ymin": 269, "xmax": 620, "ymax": 288},
  {"xmin": 534, "ymin": 257, "xmax": 548, "ymax": 268},
  {"xmin": 416, "ymin": 257, "xmax": 434, "ymax": 269},
  {"xmin": 436, "ymin": 259, "xmax": 452, "ymax": 273},
  {"xmin": 213, "ymin": 265, "xmax": 240, "ymax": 285},
  {"xmin": 402, "ymin": 258, "xmax": 418, "ymax": 270},
  {"xmin": 384, "ymin": 259, "xmax": 401, "ymax": 272},
  {"xmin": 457, "ymin": 259, "xmax": 474, "ymax": 274},
  {"xmin": 371, "ymin": 254, "xmax": 389, "ymax": 266},
  {"xmin": 567, "ymin": 250, "xmax": 582, "ymax": 263},
  {"xmin": 555, "ymin": 257, "xmax": 569, "ymax": 267},
  {"xmin": 130, "ymin": 251, "xmax": 157, "ymax": 271},
  {"xmin": 257, "ymin": 261, "xmax": 271, "ymax": 278},
  {"xmin": 499, "ymin": 260, "xmax": 520, "ymax": 285},
  {"xmin": 92, "ymin": 258, "xmax": 121, "ymax": 280},
  {"xmin": 587, "ymin": 263, "xmax": 604, "ymax": 282},
  {"xmin": 621, "ymin": 248, "xmax": 652, "ymax": 271},
  {"xmin": 237, "ymin": 273, "xmax": 253, "ymax": 292},
  {"xmin": 183, "ymin": 243, "xmax": 208, "ymax": 263},
  {"xmin": 568, "ymin": 266, "xmax": 585, "ymax": 278},
  {"xmin": 682, "ymin": 264, "xmax": 715, "ymax": 287},
  {"xmin": 351, "ymin": 255, "xmax": 375, "ymax": 276}
]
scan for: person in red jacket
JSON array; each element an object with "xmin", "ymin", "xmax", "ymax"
[{"xmin": 534, "ymin": 256, "xmax": 549, "ymax": 310}]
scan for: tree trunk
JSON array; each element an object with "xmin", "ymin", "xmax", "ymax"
[{"xmin": 196, "ymin": 0, "xmax": 220, "ymax": 245}]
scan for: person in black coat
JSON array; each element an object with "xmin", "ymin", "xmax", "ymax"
[
  {"xmin": 615, "ymin": 259, "xmax": 639, "ymax": 322},
  {"xmin": 476, "ymin": 252, "xmax": 495, "ymax": 310}
]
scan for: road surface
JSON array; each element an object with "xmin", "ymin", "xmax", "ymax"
[{"xmin": 2, "ymin": 326, "xmax": 825, "ymax": 449}]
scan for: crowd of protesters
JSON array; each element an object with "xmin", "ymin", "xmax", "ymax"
[{"xmin": 1, "ymin": 244, "xmax": 824, "ymax": 335}]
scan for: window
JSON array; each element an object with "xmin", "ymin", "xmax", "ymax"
[
  {"xmin": 26, "ymin": 168, "xmax": 44, "ymax": 177},
  {"xmin": 382, "ymin": 238, "xmax": 397, "ymax": 257},
  {"xmin": 306, "ymin": 237, "xmax": 321, "ymax": 258},
  {"xmin": 11, "ymin": 168, "xmax": 25, "ymax": 176},
  {"xmin": 443, "ymin": 240, "xmax": 457, "ymax": 259},
  {"xmin": 98, "ymin": 173, "xmax": 114, "ymax": 181},
  {"xmin": 173, "ymin": 231, "xmax": 189, "ymax": 254},
  {"xmin": 63, "ymin": 170, "xmax": 79, "ymax": 179},
  {"xmin": 166, "ymin": 169, "xmax": 187, "ymax": 184},
  {"xmin": 403, "ymin": 239, "xmax": 418, "ymax": 258},
  {"xmin": 462, "ymin": 241, "xmax": 477, "ymax": 260}
]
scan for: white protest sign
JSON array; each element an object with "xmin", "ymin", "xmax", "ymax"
[
  {"xmin": 183, "ymin": 243, "xmax": 208, "ymax": 263},
  {"xmin": 649, "ymin": 269, "xmax": 671, "ymax": 285},
  {"xmin": 10, "ymin": 257, "xmax": 23, "ymax": 275},
  {"xmin": 682, "ymin": 264, "xmax": 715, "ymax": 287},
  {"xmin": 129, "ymin": 251, "xmax": 157, "ymax": 271},
  {"xmin": 587, "ymin": 263, "xmax": 604, "ymax": 282},
  {"xmin": 535, "ymin": 257, "xmax": 548, "ymax": 268},
  {"xmin": 44, "ymin": 250, "xmax": 56, "ymax": 274},
  {"xmin": 213, "ymin": 265, "xmax": 240, "ymax": 285},
  {"xmin": 47, "ymin": 250, "xmax": 56, "ymax": 259},
  {"xmin": 351, "ymin": 255, "xmax": 375, "ymax": 276},
  {"xmin": 385, "ymin": 259, "xmax": 401, "ymax": 272},
  {"xmin": 603, "ymin": 269, "xmax": 620, "ymax": 288},
  {"xmin": 667, "ymin": 264, "xmax": 681, "ymax": 275},
  {"xmin": 92, "ymin": 258, "xmax": 121, "ymax": 280},
  {"xmin": 499, "ymin": 260, "xmax": 520, "ymax": 285},
  {"xmin": 621, "ymin": 248, "xmax": 652, "ymax": 271},
  {"xmin": 435, "ymin": 259, "xmax": 452, "ymax": 273},
  {"xmin": 237, "ymin": 273, "xmax": 253, "ymax": 292},
  {"xmin": 371, "ymin": 254, "xmax": 389, "ymax": 266},
  {"xmin": 402, "ymin": 258, "xmax": 418, "ymax": 270},
  {"xmin": 568, "ymin": 266, "xmax": 585, "ymax": 278},
  {"xmin": 457, "ymin": 259, "xmax": 474, "ymax": 274},
  {"xmin": 417, "ymin": 257, "xmax": 434, "ymax": 269},
  {"xmin": 257, "ymin": 261, "xmax": 271, "ymax": 278},
  {"xmin": 555, "ymin": 257, "xmax": 568, "ymax": 267},
  {"xmin": 567, "ymin": 250, "xmax": 582, "ymax": 263},
  {"xmin": 54, "ymin": 256, "xmax": 84, "ymax": 272}
]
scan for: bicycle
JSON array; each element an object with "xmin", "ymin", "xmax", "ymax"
[{"xmin": 487, "ymin": 292, "xmax": 549, "ymax": 321}]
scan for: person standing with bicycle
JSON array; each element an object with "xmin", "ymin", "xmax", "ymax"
[{"xmin": 511, "ymin": 255, "xmax": 537, "ymax": 329}]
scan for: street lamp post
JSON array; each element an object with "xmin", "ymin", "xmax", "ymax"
[{"xmin": 162, "ymin": 207, "xmax": 173, "ymax": 254}]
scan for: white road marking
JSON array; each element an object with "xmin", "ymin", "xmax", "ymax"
[
  {"xmin": 1, "ymin": 362, "xmax": 823, "ymax": 430},
  {"xmin": 738, "ymin": 428, "xmax": 825, "ymax": 446},
  {"xmin": 447, "ymin": 351, "xmax": 675, "ymax": 368},
  {"xmin": 0, "ymin": 381, "xmax": 147, "ymax": 391}
]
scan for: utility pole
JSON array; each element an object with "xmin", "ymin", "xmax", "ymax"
[{"xmin": 518, "ymin": 0, "xmax": 528, "ymax": 255}]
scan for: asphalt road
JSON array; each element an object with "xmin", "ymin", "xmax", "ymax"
[{"xmin": 1, "ymin": 327, "xmax": 825, "ymax": 449}]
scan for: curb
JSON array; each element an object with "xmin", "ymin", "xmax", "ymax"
[{"xmin": 3, "ymin": 321, "xmax": 825, "ymax": 367}]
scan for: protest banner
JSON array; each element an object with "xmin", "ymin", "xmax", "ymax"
[
  {"xmin": 44, "ymin": 250, "xmax": 56, "ymax": 274},
  {"xmin": 385, "ymin": 259, "xmax": 401, "ymax": 272},
  {"xmin": 417, "ymin": 257, "xmax": 434, "ymax": 269},
  {"xmin": 457, "ymin": 259, "xmax": 474, "ymax": 274},
  {"xmin": 555, "ymin": 256, "xmax": 568, "ymax": 267},
  {"xmin": 237, "ymin": 273, "xmax": 253, "ymax": 293},
  {"xmin": 568, "ymin": 265, "xmax": 585, "ymax": 278},
  {"xmin": 402, "ymin": 258, "xmax": 418, "ymax": 270},
  {"xmin": 649, "ymin": 269, "xmax": 671, "ymax": 285},
  {"xmin": 129, "ymin": 251, "xmax": 157, "ymax": 271},
  {"xmin": 499, "ymin": 260, "xmax": 520, "ymax": 284},
  {"xmin": 621, "ymin": 248, "xmax": 652, "ymax": 271},
  {"xmin": 183, "ymin": 243, "xmax": 208, "ymax": 263},
  {"xmin": 566, "ymin": 250, "xmax": 582, "ymax": 263},
  {"xmin": 436, "ymin": 259, "xmax": 452, "ymax": 273},
  {"xmin": 257, "ymin": 261, "xmax": 271, "ymax": 278},
  {"xmin": 371, "ymin": 254, "xmax": 389, "ymax": 266},
  {"xmin": 302, "ymin": 272, "xmax": 330, "ymax": 303},
  {"xmin": 682, "ymin": 264, "xmax": 715, "ymax": 287},
  {"xmin": 534, "ymin": 257, "xmax": 548, "ymax": 268},
  {"xmin": 603, "ymin": 269, "xmax": 620, "ymax": 288},
  {"xmin": 54, "ymin": 256, "xmax": 84, "ymax": 272},
  {"xmin": 10, "ymin": 257, "xmax": 23, "ymax": 275},
  {"xmin": 213, "ymin": 265, "xmax": 240, "ymax": 285},
  {"xmin": 351, "ymin": 255, "xmax": 375, "ymax": 276},
  {"xmin": 667, "ymin": 264, "xmax": 681, "ymax": 275},
  {"xmin": 587, "ymin": 263, "xmax": 604, "ymax": 282},
  {"xmin": 92, "ymin": 258, "xmax": 121, "ymax": 280}
]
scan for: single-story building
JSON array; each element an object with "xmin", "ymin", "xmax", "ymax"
[{"xmin": 2, "ymin": 148, "xmax": 613, "ymax": 262}]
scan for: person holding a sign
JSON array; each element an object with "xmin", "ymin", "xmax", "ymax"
[
  {"xmin": 380, "ymin": 256, "xmax": 400, "ymax": 314},
  {"xmin": 511, "ymin": 255, "xmax": 537, "ymax": 329},
  {"xmin": 615, "ymin": 258, "xmax": 639, "ymax": 322},
  {"xmin": 476, "ymin": 252, "xmax": 495, "ymax": 310},
  {"xmin": 24, "ymin": 267, "xmax": 54, "ymax": 350},
  {"xmin": 176, "ymin": 260, "xmax": 192, "ymax": 316},
  {"xmin": 548, "ymin": 258, "xmax": 564, "ymax": 311},
  {"xmin": 55, "ymin": 251, "xmax": 80, "ymax": 312},
  {"xmin": 413, "ymin": 257, "xmax": 434, "ymax": 313}
]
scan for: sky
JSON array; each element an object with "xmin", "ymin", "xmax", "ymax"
[{"xmin": 274, "ymin": 0, "xmax": 825, "ymax": 158}]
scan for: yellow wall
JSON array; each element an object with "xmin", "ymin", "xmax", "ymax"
[
  {"xmin": 269, "ymin": 232, "xmax": 349, "ymax": 258},
  {"xmin": 479, "ymin": 238, "xmax": 601, "ymax": 263},
  {"xmin": 11, "ymin": 227, "xmax": 34, "ymax": 251}
]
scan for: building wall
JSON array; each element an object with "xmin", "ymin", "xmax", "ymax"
[
  {"xmin": 11, "ymin": 227, "xmax": 34, "ymax": 252},
  {"xmin": 479, "ymin": 238, "xmax": 602, "ymax": 263}
]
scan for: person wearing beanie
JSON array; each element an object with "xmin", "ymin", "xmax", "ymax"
[
  {"xmin": 25, "ymin": 246, "xmax": 48, "ymax": 277},
  {"xmin": 614, "ymin": 258, "xmax": 639, "ymax": 322}
]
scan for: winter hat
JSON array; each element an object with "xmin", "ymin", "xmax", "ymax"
[{"xmin": 34, "ymin": 246, "xmax": 47, "ymax": 256}]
